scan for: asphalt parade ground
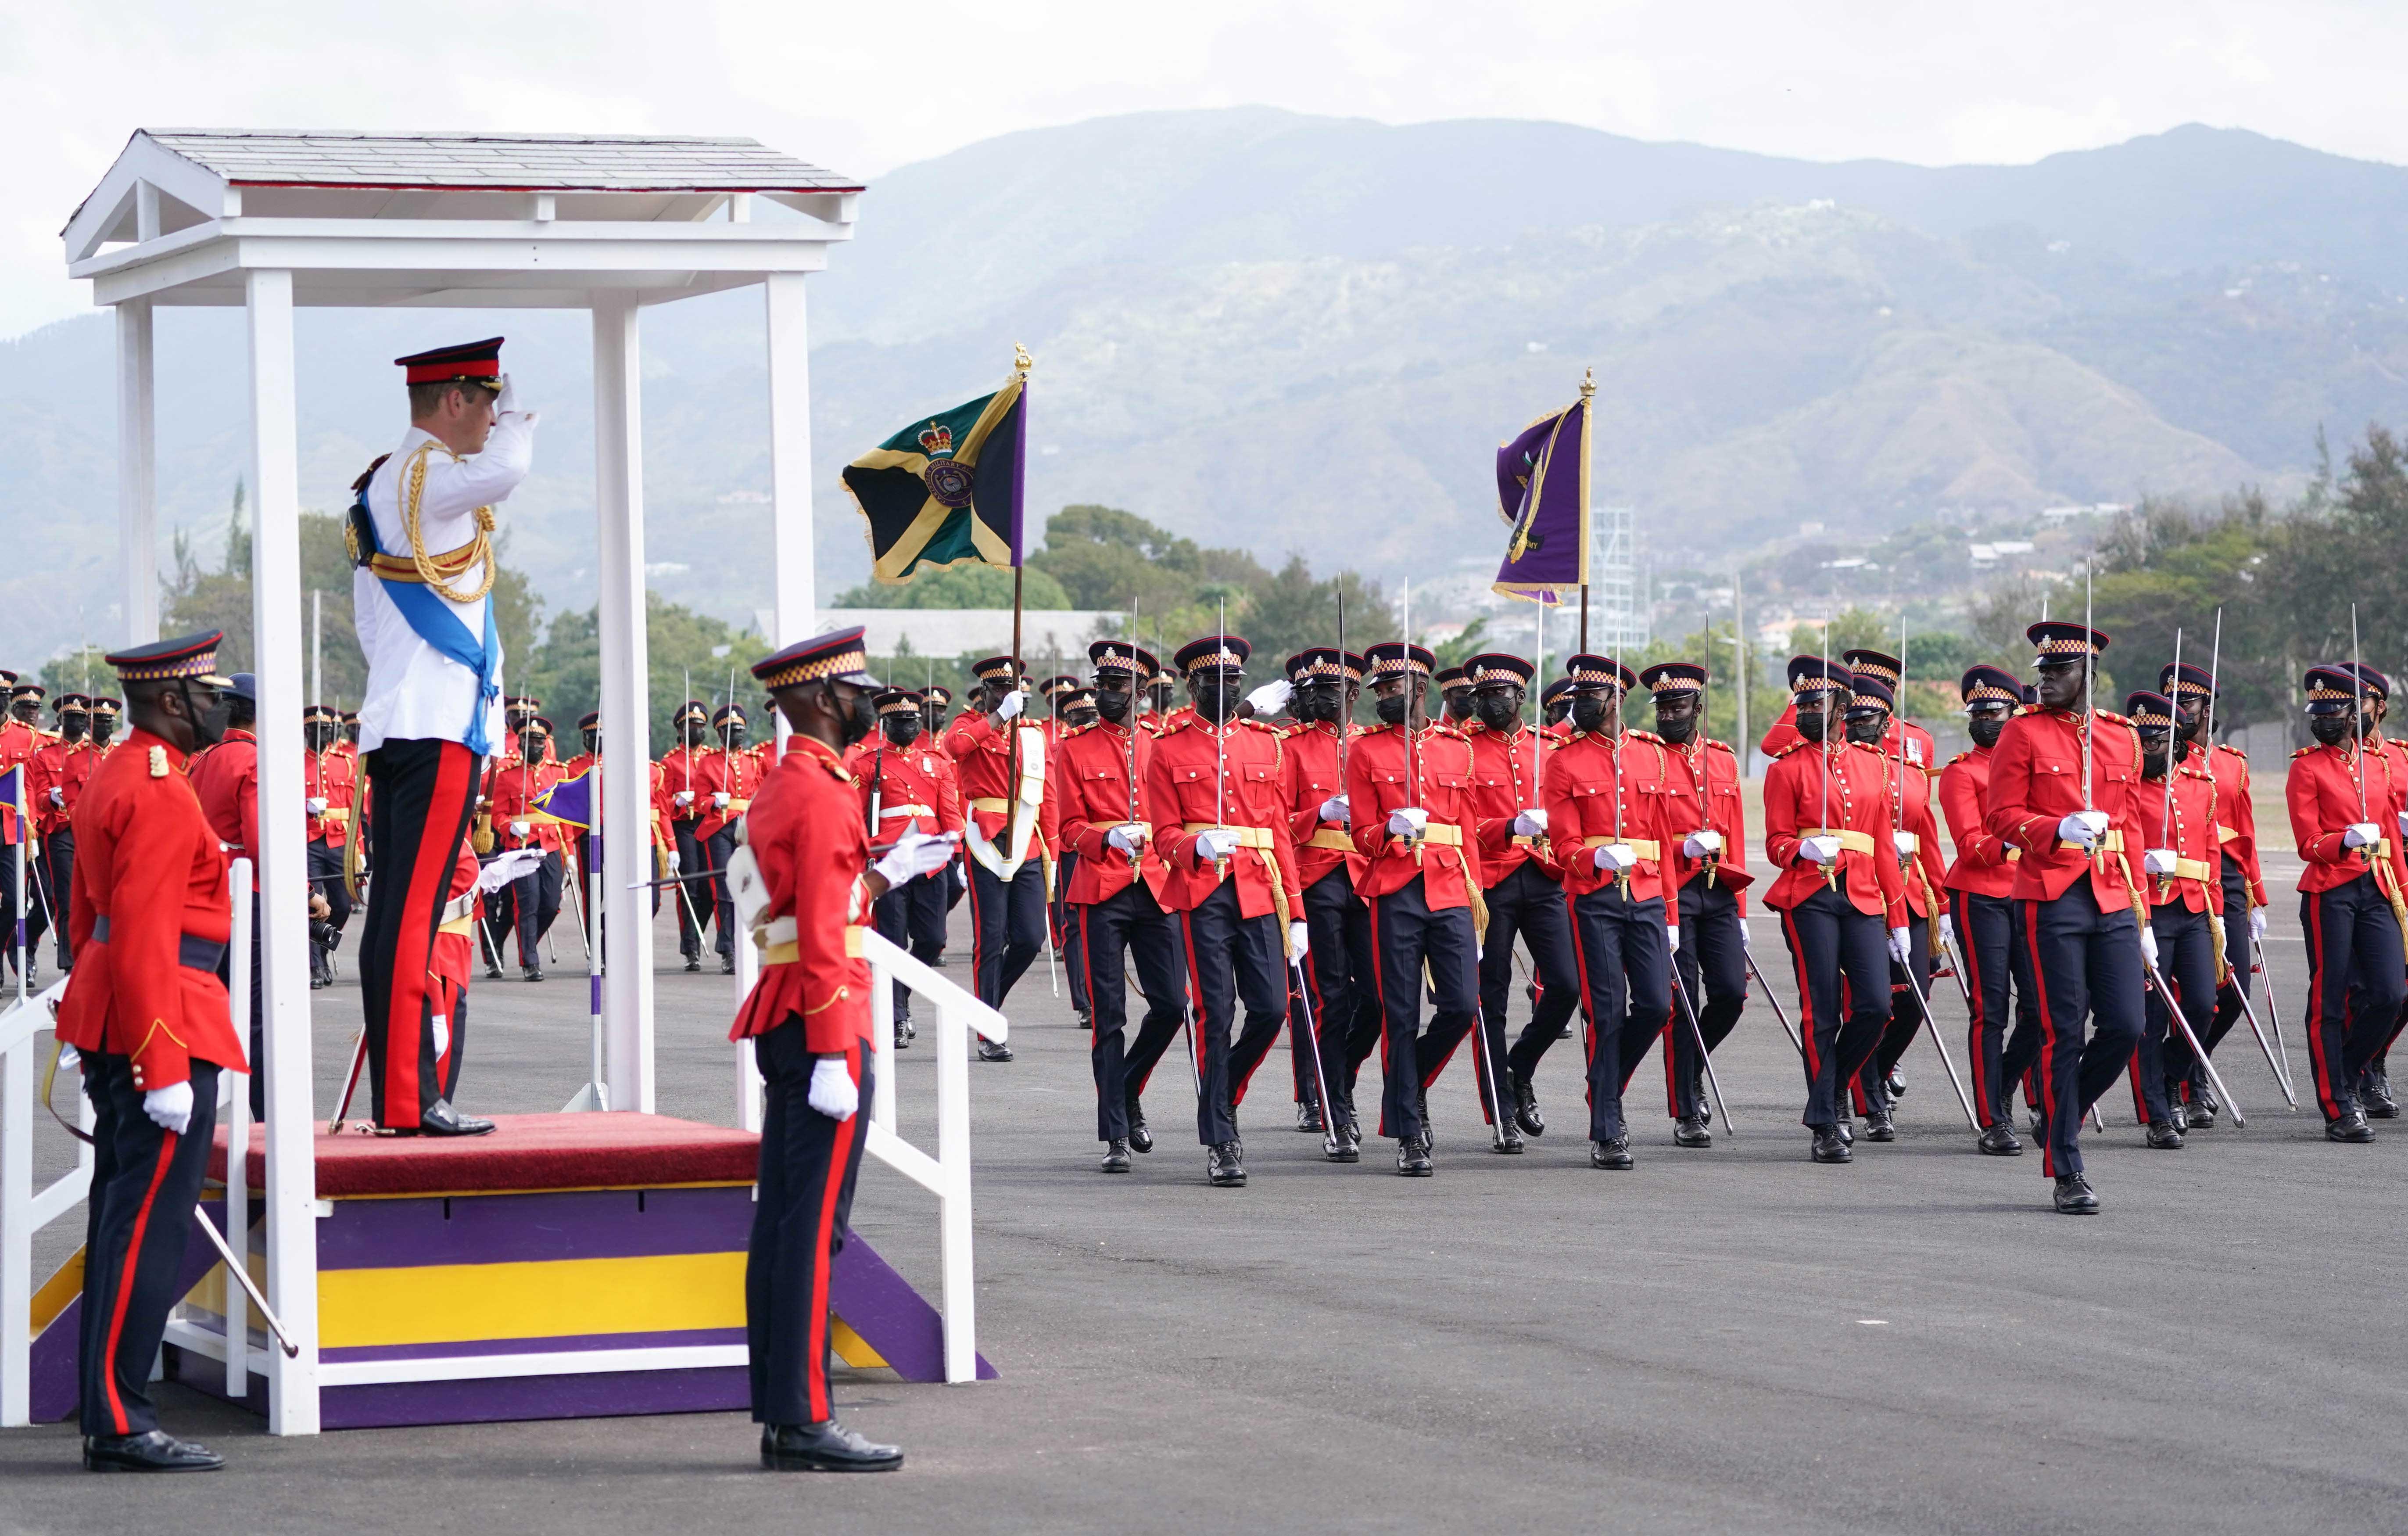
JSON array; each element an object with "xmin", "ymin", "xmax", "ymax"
[{"xmin": 6, "ymin": 838, "xmax": 2407, "ymax": 1534}]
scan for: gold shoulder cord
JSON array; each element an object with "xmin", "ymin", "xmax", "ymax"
[{"xmin": 404, "ymin": 442, "xmax": 498, "ymax": 605}]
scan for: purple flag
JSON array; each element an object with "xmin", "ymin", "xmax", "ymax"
[{"xmin": 1492, "ymin": 390, "xmax": 1591, "ymax": 603}]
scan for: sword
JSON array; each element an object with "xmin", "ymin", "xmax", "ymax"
[
  {"xmin": 1893, "ymin": 944, "xmax": 1982, "ymax": 1131},
  {"xmin": 1668, "ymin": 961, "xmax": 1736, "ymax": 1134},
  {"xmin": 1739, "ymin": 941, "xmax": 1808, "ymax": 1062},
  {"xmin": 2252, "ymin": 927, "xmax": 2298, "ymax": 1098},
  {"xmin": 192, "ymin": 1203, "xmax": 301, "ymax": 1359},
  {"xmin": 2222, "ymin": 969, "xmax": 2296, "ymax": 1109},
  {"xmin": 1288, "ymin": 951, "xmax": 1347, "ymax": 1157},
  {"xmin": 2142, "ymin": 951, "xmax": 2245, "ymax": 1127},
  {"xmin": 330, "ymin": 1030, "xmax": 367, "ymax": 1134}
]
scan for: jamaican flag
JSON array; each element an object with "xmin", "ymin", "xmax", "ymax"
[{"xmin": 844, "ymin": 369, "xmax": 1027, "ymax": 584}]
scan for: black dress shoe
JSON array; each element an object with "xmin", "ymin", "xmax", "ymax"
[
  {"xmin": 2053, "ymin": 1174, "xmax": 2100, "ymax": 1214},
  {"xmin": 1694, "ymin": 1084, "xmax": 1713, "ymax": 1127},
  {"xmin": 1977, "ymin": 1123, "xmax": 2024, "ymax": 1156},
  {"xmin": 1208, "ymin": 1140, "xmax": 1247, "ymax": 1186},
  {"xmin": 1810, "ymin": 1126, "xmax": 1852, "ymax": 1164},
  {"xmin": 1589, "ymin": 1136, "xmax": 1634, "ymax": 1170},
  {"xmin": 1512, "ymin": 1068, "xmax": 1545, "ymax": 1137},
  {"xmin": 760, "ymin": 1419, "xmax": 903, "ymax": 1472},
  {"xmin": 1491, "ymin": 1120, "xmax": 1525, "ymax": 1154},
  {"xmin": 485, "ymin": 961, "xmax": 505, "ymax": 981},
  {"xmin": 978, "ymin": 1038, "xmax": 1014, "ymax": 1063},
  {"xmin": 1100, "ymin": 1138, "xmax": 1132, "ymax": 1174},
  {"xmin": 2184, "ymin": 1099, "xmax": 2214, "ymax": 1130},
  {"xmin": 1416, "ymin": 1087, "xmax": 1432, "ymax": 1148},
  {"xmin": 413, "ymin": 1099, "xmax": 496, "ymax": 1137},
  {"xmin": 1673, "ymin": 1117, "xmax": 1712, "ymax": 1148},
  {"xmin": 84, "ymin": 1429, "xmax": 223, "ymax": 1472},
  {"xmin": 720, "ymin": 953, "xmax": 737, "ymax": 976},
  {"xmin": 1885, "ymin": 1066, "xmax": 1907, "ymax": 1099},
  {"xmin": 1125, "ymin": 1098, "xmax": 1153, "ymax": 1154},
  {"xmin": 2146, "ymin": 1119, "xmax": 2186, "ymax": 1149},
  {"xmin": 684, "ymin": 955, "xmax": 703, "ymax": 973},
  {"xmin": 1836, "ymin": 1119, "xmax": 1855, "ymax": 1145},
  {"xmin": 1864, "ymin": 1105, "xmax": 1896, "ymax": 1143},
  {"xmin": 1342, "ymin": 1115, "xmax": 1363, "ymax": 1148},
  {"xmin": 2364, "ymin": 1069, "xmax": 2400, "ymax": 1118},
  {"xmin": 892, "ymin": 1025, "xmax": 910, "ymax": 1051},
  {"xmin": 523, "ymin": 965, "xmax": 544, "ymax": 983},
  {"xmin": 2327, "ymin": 1110, "xmax": 2376, "ymax": 1143},
  {"xmin": 1296, "ymin": 1098, "xmax": 1324, "ymax": 1133},
  {"xmin": 1325, "ymin": 1126, "xmax": 1359, "ymax": 1163},
  {"xmin": 1397, "ymin": 1135, "xmax": 1433, "ymax": 1176}
]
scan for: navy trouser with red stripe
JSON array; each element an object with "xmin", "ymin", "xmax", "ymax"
[
  {"xmin": 361, "ymin": 738, "xmax": 482, "ymax": 1129},
  {"xmin": 1665, "ymin": 880, "xmax": 1749, "ymax": 1121},
  {"xmin": 747, "ymin": 1022, "xmax": 871, "ymax": 1428},
  {"xmin": 1180, "ymin": 879, "xmax": 1288, "ymax": 1146},
  {"xmin": 2200, "ymin": 857, "xmax": 2255, "ymax": 1082},
  {"xmin": 1567, "ymin": 883, "xmax": 1671, "ymax": 1143},
  {"xmin": 1956, "ymin": 890, "xmax": 2044, "ymax": 1126},
  {"xmin": 1776, "ymin": 886, "xmax": 1888, "ymax": 1130},
  {"xmin": 1853, "ymin": 912, "xmax": 1933, "ymax": 1114},
  {"xmin": 965, "ymin": 856, "xmax": 1047, "ymax": 1011},
  {"xmin": 1473, "ymin": 861, "xmax": 1579, "ymax": 1095},
  {"xmin": 872, "ymin": 866, "xmax": 950, "ymax": 1024},
  {"xmin": 1369, "ymin": 875, "xmax": 1482, "ymax": 1144},
  {"xmin": 2131, "ymin": 900, "xmax": 2215, "ymax": 1125},
  {"xmin": 1053, "ymin": 850, "xmax": 1090, "ymax": 1019},
  {"xmin": 2024, "ymin": 881, "xmax": 2146, "ymax": 1177},
  {"xmin": 1301, "ymin": 868, "xmax": 1380, "ymax": 1121},
  {"xmin": 2299, "ymin": 873, "xmax": 2403, "ymax": 1120},
  {"xmin": 1079, "ymin": 880, "xmax": 1189, "ymax": 1141},
  {"xmin": 79, "ymin": 1054, "xmax": 221, "ymax": 1439}
]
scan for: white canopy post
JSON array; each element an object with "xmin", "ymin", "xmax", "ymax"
[
  {"xmin": 244, "ymin": 267, "xmax": 321, "ymax": 1433},
  {"xmin": 763, "ymin": 271, "xmax": 815, "ymax": 650},
  {"xmin": 118, "ymin": 298, "xmax": 157, "ymax": 644},
  {"xmin": 594, "ymin": 296, "xmax": 655, "ymax": 1114}
]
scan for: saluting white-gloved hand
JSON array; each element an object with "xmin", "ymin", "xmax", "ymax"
[
  {"xmin": 2143, "ymin": 847, "xmax": 2179, "ymax": 876},
  {"xmin": 2344, "ymin": 822, "xmax": 2382, "ymax": 849},
  {"xmin": 1593, "ymin": 842, "xmax": 1635, "ymax": 872},
  {"xmin": 143, "ymin": 1081, "xmax": 194, "ymax": 1137},
  {"xmin": 1514, "ymin": 808, "xmax": 1549, "ymax": 837},
  {"xmin": 1245, "ymin": 679, "xmax": 1294, "ymax": 716},
  {"xmin": 1798, "ymin": 834, "xmax": 1842, "ymax": 866},
  {"xmin": 2140, "ymin": 925, "xmax": 2160, "ymax": 967},
  {"xmin": 1289, "ymin": 920, "xmax": 1310, "ymax": 958},
  {"xmin": 2059, "ymin": 810, "xmax": 2109, "ymax": 849},
  {"xmin": 1319, "ymin": 795, "xmax": 1349, "ymax": 826},
  {"xmin": 807, "ymin": 1055, "xmax": 858, "ymax": 1121},
  {"xmin": 874, "ymin": 827, "xmax": 956, "ymax": 888},
  {"xmin": 1107, "ymin": 823, "xmax": 1146, "ymax": 855},
  {"xmin": 1888, "ymin": 926, "xmax": 1913, "ymax": 966},
  {"xmin": 994, "ymin": 689, "xmax": 1027, "ymax": 722},
  {"xmin": 2249, "ymin": 906, "xmax": 2268, "ymax": 943},
  {"xmin": 1195, "ymin": 828, "xmax": 1243, "ymax": 862},
  {"xmin": 1684, "ymin": 828, "xmax": 1722, "ymax": 858},
  {"xmin": 1387, "ymin": 807, "xmax": 1429, "ymax": 839}
]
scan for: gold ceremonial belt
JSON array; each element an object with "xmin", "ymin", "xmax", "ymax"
[
  {"xmin": 2060, "ymin": 830, "xmax": 2125, "ymax": 853},
  {"xmin": 970, "ymin": 797, "xmax": 1011, "ymax": 815},
  {"xmin": 1183, "ymin": 822, "xmax": 1274, "ymax": 850},
  {"xmin": 1581, "ymin": 834, "xmax": 1664, "ymax": 859},
  {"xmin": 726, "ymin": 799, "xmax": 751, "ymax": 814},
  {"xmin": 2218, "ymin": 825, "xmax": 2240, "ymax": 843},
  {"xmin": 878, "ymin": 804, "xmax": 937, "ymax": 818},
  {"xmin": 1797, "ymin": 828, "xmax": 1874, "ymax": 855},
  {"xmin": 1510, "ymin": 834, "xmax": 1545, "ymax": 848},
  {"xmin": 2168, "ymin": 856, "xmax": 2215, "ymax": 881},
  {"xmin": 314, "ymin": 807, "xmax": 351, "ymax": 823},
  {"xmin": 757, "ymin": 918, "xmax": 867, "ymax": 966},
  {"xmin": 1307, "ymin": 828, "xmax": 1354, "ymax": 851},
  {"xmin": 366, "ymin": 540, "xmax": 482, "ymax": 585}
]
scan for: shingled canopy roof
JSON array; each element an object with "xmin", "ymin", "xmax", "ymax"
[{"xmin": 117, "ymin": 129, "xmax": 864, "ymax": 195}]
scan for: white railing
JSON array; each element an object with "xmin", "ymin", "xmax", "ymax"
[{"xmin": 0, "ymin": 969, "xmax": 81, "ymax": 1428}]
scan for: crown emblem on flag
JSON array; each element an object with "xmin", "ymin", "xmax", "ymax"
[{"xmin": 917, "ymin": 423, "xmax": 955, "ymax": 456}]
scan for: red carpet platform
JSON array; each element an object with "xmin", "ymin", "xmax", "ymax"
[{"xmin": 207, "ymin": 1112, "xmax": 762, "ymax": 1197}]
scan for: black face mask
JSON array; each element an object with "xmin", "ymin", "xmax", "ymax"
[
  {"xmin": 1193, "ymin": 676, "xmax": 1239, "ymax": 725},
  {"xmin": 2311, "ymin": 714, "xmax": 2352, "ymax": 746},
  {"xmin": 1375, "ymin": 694, "xmax": 1410, "ymax": 726},
  {"xmin": 583, "ymin": 731, "xmax": 601, "ymax": 756},
  {"xmin": 1570, "ymin": 698, "xmax": 1610, "ymax": 735},
  {"xmin": 1444, "ymin": 691, "xmax": 1475, "ymax": 722},
  {"xmin": 883, "ymin": 713, "xmax": 921, "ymax": 746},
  {"xmin": 1475, "ymin": 694, "xmax": 1519, "ymax": 732},
  {"xmin": 185, "ymin": 683, "xmax": 229, "ymax": 748},
  {"xmin": 2140, "ymin": 734, "xmax": 2171, "ymax": 778},
  {"xmin": 1845, "ymin": 711, "xmax": 1885, "ymax": 745},
  {"xmin": 838, "ymin": 686, "xmax": 875, "ymax": 747},
  {"xmin": 1794, "ymin": 706, "xmax": 1828, "ymax": 744},
  {"xmin": 521, "ymin": 732, "xmax": 547, "ymax": 761},
  {"xmin": 1095, "ymin": 689, "xmax": 1132, "ymax": 723},
  {"xmin": 722, "ymin": 725, "xmax": 749, "ymax": 750},
  {"xmin": 1968, "ymin": 714, "xmax": 2006, "ymax": 750},
  {"xmin": 1655, "ymin": 707, "xmax": 1696, "ymax": 744},
  {"xmin": 61, "ymin": 717, "xmax": 88, "ymax": 743},
  {"xmin": 93, "ymin": 720, "xmax": 117, "ymax": 746}
]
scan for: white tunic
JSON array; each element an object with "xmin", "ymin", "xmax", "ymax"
[{"xmin": 352, "ymin": 414, "xmax": 536, "ymax": 754}]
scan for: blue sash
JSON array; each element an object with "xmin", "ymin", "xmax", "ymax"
[{"xmin": 351, "ymin": 484, "xmax": 498, "ymax": 756}]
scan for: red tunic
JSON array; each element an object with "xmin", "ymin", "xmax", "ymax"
[
  {"xmin": 2205, "ymin": 743, "xmax": 2267, "ymax": 907},
  {"xmin": 1657, "ymin": 736, "xmax": 1752, "ymax": 908},
  {"xmin": 1538, "ymin": 729, "xmax": 1677, "ymax": 904},
  {"xmin": 1144, "ymin": 715, "xmax": 1301, "ymax": 918},
  {"xmin": 1052, "ymin": 720, "xmax": 1168, "ymax": 906},
  {"xmin": 694, "ymin": 744, "xmax": 762, "ymax": 844},
  {"xmin": 1346, "ymin": 723, "xmax": 1486, "ymax": 909},
  {"xmin": 487, "ymin": 755, "xmax": 567, "ymax": 853},
  {"xmin": 941, "ymin": 711, "xmax": 1053, "ymax": 851},
  {"xmin": 1867, "ymin": 748, "xmax": 1949, "ymax": 919},
  {"xmin": 729, "ymin": 735, "xmax": 872, "ymax": 1053},
  {"xmin": 54, "ymin": 728, "xmax": 247, "ymax": 1089},
  {"xmin": 1759, "ymin": 699, "xmax": 1936, "ymax": 769},
  {"xmin": 1758, "ymin": 739, "xmax": 1908, "ymax": 921},
  {"xmin": 843, "ymin": 736, "xmax": 963, "ymax": 842},
  {"xmin": 2287, "ymin": 739, "xmax": 2408, "ymax": 896},
  {"xmin": 1984, "ymin": 707, "xmax": 2149, "ymax": 911},
  {"xmin": 1939, "ymin": 746, "xmax": 2015, "ymax": 899},
  {"xmin": 1280, "ymin": 721, "xmax": 1361, "ymax": 890},
  {"xmin": 187, "ymin": 727, "xmax": 260, "ymax": 891},
  {"xmin": 28, "ymin": 738, "xmax": 102, "ymax": 836},
  {"xmin": 303, "ymin": 744, "xmax": 358, "ymax": 846},
  {"xmin": 1462, "ymin": 721, "xmax": 1562, "ymax": 888},
  {"xmin": 656, "ymin": 744, "xmax": 710, "ymax": 827},
  {"xmin": 2132, "ymin": 762, "xmax": 2224, "ymax": 916}
]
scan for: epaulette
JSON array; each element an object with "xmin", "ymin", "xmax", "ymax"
[
  {"xmin": 2014, "ymin": 703, "xmax": 2040, "ymax": 716},
  {"xmin": 148, "ymin": 745, "xmax": 170, "ymax": 778},
  {"xmin": 2214, "ymin": 742, "xmax": 2247, "ymax": 757},
  {"xmin": 1627, "ymin": 728, "xmax": 1665, "ymax": 745},
  {"xmin": 1239, "ymin": 717, "xmax": 1281, "ymax": 735},
  {"xmin": 1949, "ymin": 750, "xmax": 1972, "ymax": 765},
  {"xmin": 1767, "ymin": 739, "xmax": 1807, "ymax": 760},
  {"xmin": 2094, "ymin": 709, "xmax": 2130, "ymax": 726},
  {"xmin": 2292, "ymin": 745, "xmax": 2313, "ymax": 759},
  {"xmin": 1706, "ymin": 738, "xmax": 1734, "ymax": 754},
  {"xmin": 1063, "ymin": 721, "xmax": 1097, "ymax": 739}
]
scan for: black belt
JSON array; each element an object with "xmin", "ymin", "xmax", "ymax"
[{"xmin": 90, "ymin": 916, "xmax": 227, "ymax": 972}]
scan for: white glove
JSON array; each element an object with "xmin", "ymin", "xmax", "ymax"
[
  {"xmin": 1319, "ymin": 795, "xmax": 1350, "ymax": 825},
  {"xmin": 994, "ymin": 689, "xmax": 1027, "ymax": 722},
  {"xmin": 2344, "ymin": 822, "xmax": 2382, "ymax": 849},
  {"xmin": 2249, "ymin": 907, "xmax": 2267, "ymax": 943},
  {"xmin": 307, "ymin": 796, "xmax": 329, "ymax": 815},
  {"xmin": 2058, "ymin": 810, "xmax": 2109, "ymax": 848},
  {"xmin": 807, "ymin": 1055, "xmax": 859, "ymax": 1121},
  {"xmin": 1289, "ymin": 920, "xmax": 1310, "ymax": 958},
  {"xmin": 713, "ymin": 792, "xmax": 731, "ymax": 810},
  {"xmin": 1245, "ymin": 679, "xmax": 1294, "ymax": 715},
  {"xmin": 2143, "ymin": 848, "xmax": 2179, "ymax": 876},
  {"xmin": 477, "ymin": 847, "xmax": 545, "ymax": 892},
  {"xmin": 2398, "ymin": 811, "xmax": 2408, "ymax": 839},
  {"xmin": 2140, "ymin": 925, "xmax": 2160, "ymax": 966},
  {"xmin": 1683, "ymin": 828, "xmax": 1722, "ymax": 858},
  {"xmin": 1593, "ymin": 842, "xmax": 1635, "ymax": 872},
  {"xmin": 1665, "ymin": 923, "xmax": 1681, "ymax": 955},
  {"xmin": 674, "ymin": 790, "xmax": 694, "ymax": 808},
  {"xmin": 432, "ymin": 1012, "xmax": 452, "ymax": 1059},
  {"xmin": 1195, "ymin": 828, "xmax": 1243, "ymax": 862},
  {"xmin": 143, "ymin": 1081, "xmax": 194, "ymax": 1137},
  {"xmin": 1891, "ymin": 829, "xmax": 1919, "ymax": 858},
  {"xmin": 1799, "ymin": 834, "xmax": 1842, "ymax": 865},
  {"xmin": 1387, "ymin": 807, "xmax": 1430, "ymax": 838},
  {"xmin": 1514, "ymin": 808, "xmax": 1549, "ymax": 837},
  {"xmin": 1107, "ymin": 823, "xmax": 1146, "ymax": 854},
  {"xmin": 1888, "ymin": 926, "xmax": 1912, "ymax": 966},
  {"xmin": 874, "ymin": 827, "xmax": 956, "ymax": 887},
  {"xmin": 668, "ymin": 849, "xmax": 682, "ymax": 873},
  {"xmin": 48, "ymin": 786, "xmax": 65, "ymax": 807},
  {"xmin": 1937, "ymin": 915, "xmax": 1956, "ymax": 958},
  {"xmin": 57, "ymin": 1044, "xmax": 80, "ymax": 1073},
  {"xmin": 495, "ymin": 375, "xmax": 521, "ymax": 417},
  {"xmin": 509, "ymin": 819, "xmax": 531, "ymax": 839},
  {"xmin": 1739, "ymin": 922, "xmax": 1753, "ymax": 953}
]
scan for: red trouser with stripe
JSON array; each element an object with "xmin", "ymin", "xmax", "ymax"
[{"xmin": 360, "ymin": 739, "xmax": 482, "ymax": 1128}]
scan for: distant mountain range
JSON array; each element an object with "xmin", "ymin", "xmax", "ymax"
[{"xmin": 6, "ymin": 106, "xmax": 2408, "ymax": 664}]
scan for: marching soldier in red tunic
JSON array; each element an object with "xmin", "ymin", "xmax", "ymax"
[
  {"xmin": 302, "ymin": 703, "xmax": 358, "ymax": 987},
  {"xmin": 1281, "ymin": 646, "xmax": 1378, "ymax": 1151},
  {"xmin": 1940, "ymin": 664, "xmax": 2044, "ymax": 1153},
  {"xmin": 2286, "ymin": 663, "xmax": 2407, "ymax": 1142},
  {"xmin": 1145, "ymin": 634, "xmax": 1306, "ymax": 1186},
  {"xmin": 29, "ymin": 693, "xmax": 99, "ymax": 974},
  {"xmin": 656, "ymin": 699, "xmax": 716, "ymax": 970},
  {"xmin": 483, "ymin": 714, "xmax": 566, "ymax": 981},
  {"xmin": 844, "ymin": 687, "xmax": 963, "ymax": 1049},
  {"xmin": 1841, "ymin": 674, "xmax": 1949, "ymax": 1141},
  {"xmin": 732, "ymin": 627, "xmax": 950, "ymax": 1472},
  {"xmin": 1055, "ymin": 642, "xmax": 1191, "ymax": 1170},
  {"xmin": 2161, "ymin": 661, "xmax": 2273, "ymax": 1125},
  {"xmin": 698, "ymin": 704, "xmax": 763, "ymax": 976},
  {"xmin": 1760, "ymin": 657, "xmax": 1908, "ymax": 1165},
  {"xmin": 2121, "ymin": 689, "xmax": 2222, "ymax": 1148},
  {"xmin": 56, "ymin": 631, "xmax": 247, "ymax": 1472},
  {"xmin": 946, "ymin": 655, "xmax": 1052, "ymax": 1057}
]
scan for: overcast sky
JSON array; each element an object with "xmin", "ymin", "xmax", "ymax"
[{"xmin": 6, "ymin": 0, "xmax": 2400, "ymax": 338}]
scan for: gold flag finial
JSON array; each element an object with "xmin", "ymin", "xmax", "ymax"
[
  {"xmin": 1580, "ymin": 366, "xmax": 1596, "ymax": 399},
  {"xmin": 1014, "ymin": 342, "xmax": 1033, "ymax": 378}
]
